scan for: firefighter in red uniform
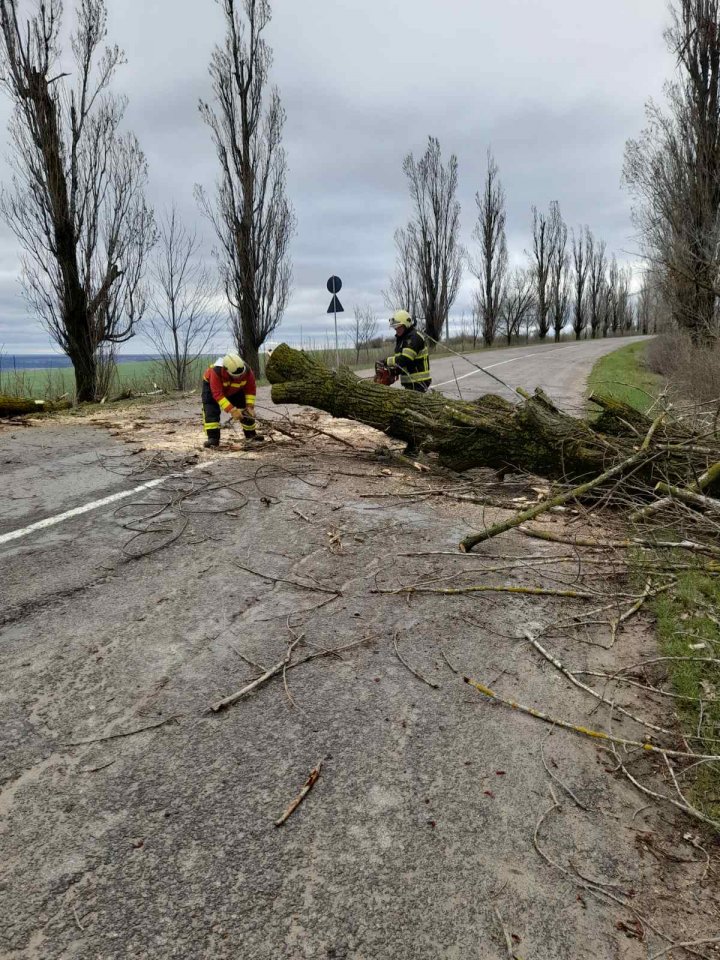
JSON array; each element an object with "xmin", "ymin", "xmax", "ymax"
[{"xmin": 201, "ymin": 353, "xmax": 264, "ymax": 448}]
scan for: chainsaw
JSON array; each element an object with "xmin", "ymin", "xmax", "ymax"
[{"xmin": 374, "ymin": 360, "xmax": 398, "ymax": 386}]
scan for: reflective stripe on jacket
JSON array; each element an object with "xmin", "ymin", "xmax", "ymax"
[
  {"xmin": 203, "ymin": 365, "xmax": 257, "ymax": 413},
  {"xmin": 386, "ymin": 328, "xmax": 431, "ymax": 385}
]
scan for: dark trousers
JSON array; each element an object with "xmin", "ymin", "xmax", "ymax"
[
  {"xmin": 401, "ymin": 380, "xmax": 430, "ymax": 451},
  {"xmin": 202, "ymin": 382, "xmax": 256, "ymax": 441}
]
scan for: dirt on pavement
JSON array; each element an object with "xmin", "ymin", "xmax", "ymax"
[{"xmin": 1, "ymin": 398, "xmax": 719, "ymax": 960}]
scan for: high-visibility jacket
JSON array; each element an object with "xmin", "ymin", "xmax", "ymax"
[
  {"xmin": 203, "ymin": 363, "xmax": 257, "ymax": 414},
  {"xmin": 386, "ymin": 328, "xmax": 431, "ymax": 385}
]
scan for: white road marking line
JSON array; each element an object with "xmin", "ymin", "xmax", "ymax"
[
  {"xmin": 0, "ymin": 462, "xmax": 210, "ymax": 548},
  {"xmin": 434, "ymin": 347, "xmax": 563, "ymax": 389}
]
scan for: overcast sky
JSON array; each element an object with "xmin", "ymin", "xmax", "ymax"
[{"xmin": 0, "ymin": 0, "xmax": 673, "ymax": 354}]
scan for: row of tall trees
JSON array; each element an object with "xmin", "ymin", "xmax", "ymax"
[
  {"xmin": 385, "ymin": 138, "xmax": 636, "ymax": 348},
  {"xmin": 0, "ymin": 0, "xmax": 294, "ymax": 399}
]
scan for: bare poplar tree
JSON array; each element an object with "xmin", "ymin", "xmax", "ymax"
[
  {"xmin": 352, "ymin": 305, "xmax": 378, "ymax": 361},
  {"xmin": 471, "ymin": 150, "xmax": 508, "ymax": 347},
  {"xmin": 637, "ymin": 265, "xmax": 666, "ymax": 334},
  {"xmin": 571, "ymin": 228, "xmax": 590, "ymax": 340},
  {"xmin": 402, "ymin": 136, "xmax": 462, "ymax": 345},
  {"xmin": 500, "ymin": 267, "xmax": 535, "ymax": 345},
  {"xmin": 529, "ymin": 203, "xmax": 560, "ymax": 341},
  {"xmin": 147, "ymin": 208, "xmax": 222, "ymax": 391},
  {"xmin": 586, "ymin": 233, "xmax": 607, "ymax": 339},
  {"xmin": 549, "ymin": 206, "xmax": 570, "ymax": 342},
  {"xmin": 383, "ymin": 227, "xmax": 420, "ymax": 318},
  {"xmin": 607, "ymin": 256, "xmax": 620, "ymax": 335},
  {"xmin": 616, "ymin": 265, "xmax": 633, "ymax": 333},
  {"xmin": 624, "ymin": 0, "xmax": 720, "ymax": 343},
  {"xmin": 0, "ymin": 0, "xmax": 155, "ymax": 401},
  {"xmin": 197, "ymin": 0, "xmax": 296, "ymax": 375}
]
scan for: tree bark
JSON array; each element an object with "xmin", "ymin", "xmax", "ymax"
[
  {"xmin": 0, "ymin": 395, "xmax": 72, "ymax": 417},
  {"xmin": 266, "ymin": 344, "xmax": 714, "ymax": 486}
]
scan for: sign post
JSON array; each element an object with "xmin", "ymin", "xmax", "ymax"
[{"xmin": 326, "ymin": 275, "xmax": 344, "ymax": 368}]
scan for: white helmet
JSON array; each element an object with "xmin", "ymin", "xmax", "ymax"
[
  {"xmin": 389, "ymin": 309, "xmax": 413, "ymax": 330},
  {"xmin": 222, "ymin": 353, "xmax": 246, "ymax": 375}
]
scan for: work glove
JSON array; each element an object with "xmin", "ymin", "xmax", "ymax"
[
  {"xmin": 244, "ymin": 406, "xmax": 256, "ymax": 421},
  {"xmin": 230, "ymin": 408, "xmax": 244, "ymax": 421}
]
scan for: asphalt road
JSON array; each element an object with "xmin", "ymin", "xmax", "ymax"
[{"xmin": 3, "ymin": 336, "xmax": 715, "ymax": 960}]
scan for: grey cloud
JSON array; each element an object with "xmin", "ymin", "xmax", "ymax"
[{"xmin": 0, "ymin": 0, "xmax": 675, "ymax": 352}]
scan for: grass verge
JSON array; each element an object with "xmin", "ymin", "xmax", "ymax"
[
  {"xmin": 586, "ymin": 340, "xmax": 663, "ymax": 414},
  {"xmin": 652, "ymin": 566, "xmax": 720, "ymax": 822},
  {"xmin": 594, "ymin": 343, "xmax": 720, "ymax": 822}
]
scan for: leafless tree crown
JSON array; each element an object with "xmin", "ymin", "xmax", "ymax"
[
  {"xmin": 471, "ymin": 149, "xmax": 508, "ymax": 347},
  {"xmin": 501, "ymin": 267, "xmax": 535, "ymax": 345},
  {"xmin": 383, "ymin": 227, "xmax": 421, "ymax": 320},
  {"xmin": 624, "ymin": 0, "xmax": 720, "ymax": 342},
  {"xmin": 147, "ymin": 207, "xmax": 222, "ymax": 391},
  {"xmin": 401, "ymin": 136, "xmax": 463, "ymax": 345},
  {"xmin": 197, "ymin": 0, "xmax": 296, "ymax": 375},
  {"xmin": 529, "ymin": 202, "xmax": 561, "ymax": 341},
  {"xmin": 571, "ymin": 227, "xmax": 590, "ymax": 340},
  {"xmin": 548, "ymin": 205, "xmax": 570, "ymax": 342},
  {"xmin": 0, "ymin": 0, "xmax": 155, "ymax": 400},
  {"xmin": 351, "ymin": 304, "xmax": 378, "ymax": 361}
]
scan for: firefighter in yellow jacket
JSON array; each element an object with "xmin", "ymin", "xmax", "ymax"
[
  {"xmin": 201, "ymin": 353, "xmax": 263, "ymax": 448},
  {"xmin": 386, "ymin": 311, "xmax": 432, "ymax": 392}
]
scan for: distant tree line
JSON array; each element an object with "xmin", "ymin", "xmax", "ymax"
[{"xmin": 383, "ymin": 136, "xmax": 638, "ymax": 349}]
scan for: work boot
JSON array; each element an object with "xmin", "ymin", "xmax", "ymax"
[
  {"xmin": 403, "ymin": 443, "xmax": 419, "ymax": 457},
  {"xmin": 203, "ymin": 437, "xmax": 219, "ymax": 449},
  {"xmin": 245, "ymin": 433, "xmax": 265, "ymax": 444}
]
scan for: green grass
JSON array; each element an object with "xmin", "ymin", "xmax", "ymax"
[
  {"xmin": 588, "ymin": 341, "xmax": 720, "ymax": 821},
  {"xmin": 652, "ymin": 567, "xmax": 720, "ymax": 821},
  {"xmin": 587, "ymin": 341, "xmax": 663, "ymax": 414}
]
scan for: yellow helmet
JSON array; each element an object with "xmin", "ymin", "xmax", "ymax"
[
  {"xmin": 389, "ymin": 309, "xmax": 413, "ymax": 329},
  {"xmin": 222, "ymin": 353, "xmax": 246, "ymax": 375}
]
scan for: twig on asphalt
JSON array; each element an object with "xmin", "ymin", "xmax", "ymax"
[
  {"xmin": 233, "ymin": 560, "xmax": 339, "ymax": 594},
  {"xmin": 492, "ymin": 906, "xmax": 515, "ymax": 960},
  {"xmin": 539, "ymin": 732, "xmax": 589, "ymax": 811},
  {"xmin": 608, "ymin": 580, "xmax": 674, "ymax": 647},
  {"xmin": 375, "ymin": 584, "xmax": 595, "ymax": 600},
  {"xmin": 211, "ymin": 637, "xmax": 303, "ymax": 712},
  {"xmin": 463, "ymin": 676, "xmax": 719, "ymax": 761},
  {"xmin": 275, "ymin": 758, "xmax": 323, "ymax": 827},
  {"xmin": 649, "ymin": 938, "xmax": 720, "ymax": 960},
  {"xmin": 610, "ymin": 745, "xmax": 720, "ymax": 833},
  {"xmin": 65, "ymin": 715, "xmax": 179, "ymax": 746},
  {"xmin": 393, "ymin": 632, "xmax": 440, "ymax": 689},
  {"xmin": 439, "ymin": 646, "xmax": 460, "ymax": 675},
  {"xmin": 231, "ymin": 645, "xmax": 267, "ymax": 674},
  {"xmin": 526, "ymin": 631, "xmax": 677, "ymax": 737}
]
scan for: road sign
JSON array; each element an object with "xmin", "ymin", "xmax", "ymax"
[{"xmin": 326, "ymin": 275, "xmax": 343, "ymax": 367}]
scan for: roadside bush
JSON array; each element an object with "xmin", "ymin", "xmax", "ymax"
[{"xmin": 646, "ymin": 330, "xmax": 720, "ymax": 405}]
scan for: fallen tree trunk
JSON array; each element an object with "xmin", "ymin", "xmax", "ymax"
[
  {"xmin": 266, "ymin": 344, "xmax": 716, "ymax": 486},
  {"xmin": 0, "ymin": 395, "xmax": 72, "ymax": 418}
]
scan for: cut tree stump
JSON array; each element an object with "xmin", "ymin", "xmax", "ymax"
[
  {"xmin": 266, "ymin": 344, "xmax": 715, "ymax": 487},
  {"xmin": 0, "ymin": 395, "xmax": 72, "ymax": 418}
]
